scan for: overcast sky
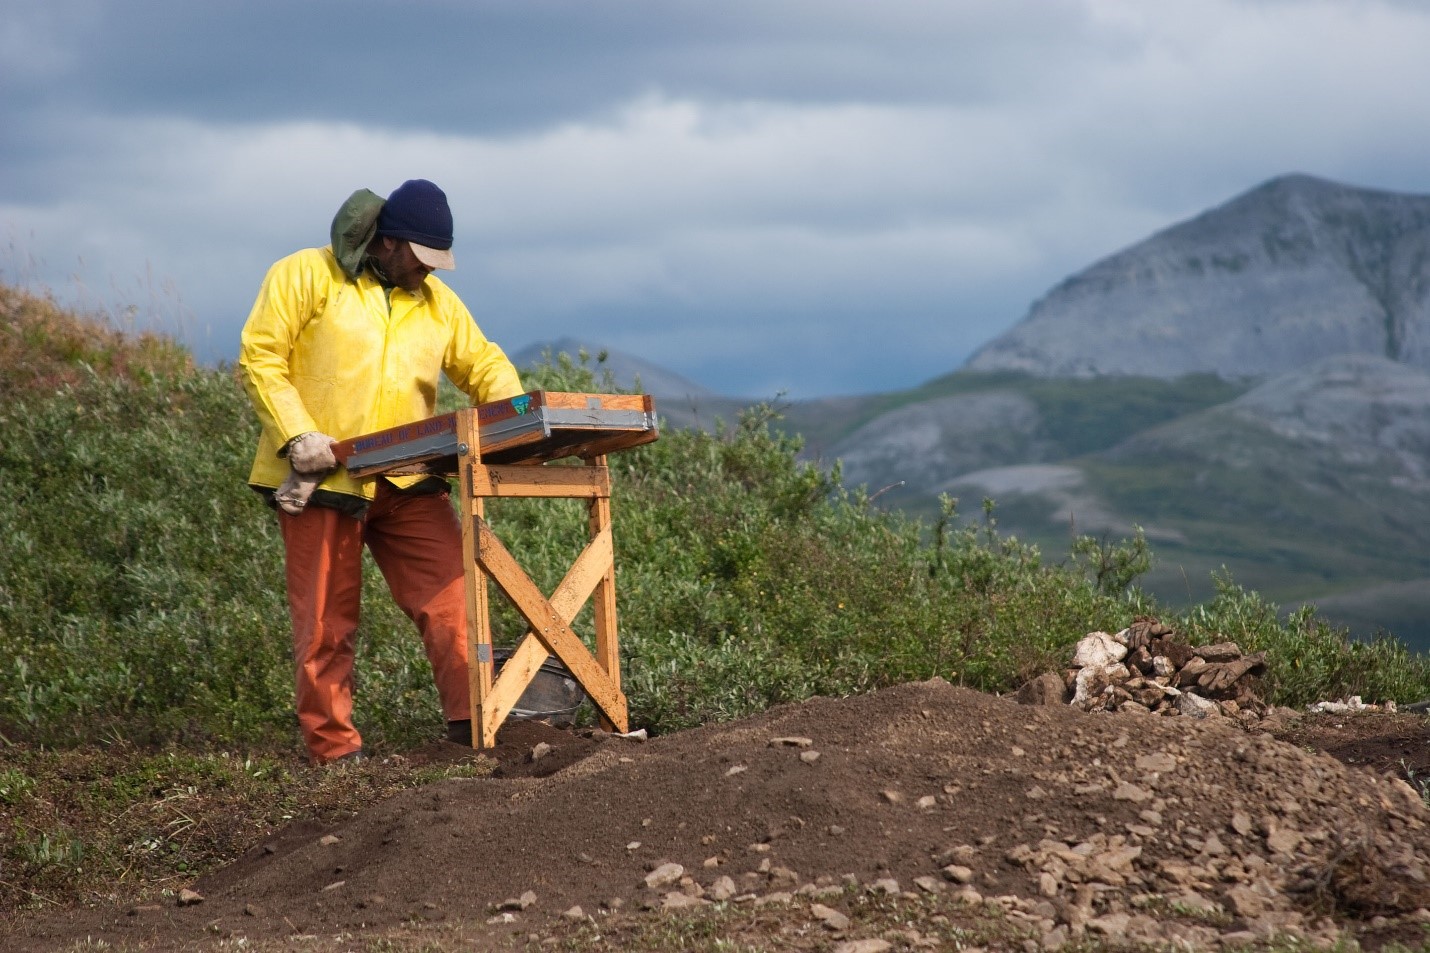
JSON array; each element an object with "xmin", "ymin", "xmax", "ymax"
[{"xmin": 5, "ymin": 0, "xmax": 1430, "ymax": 398}]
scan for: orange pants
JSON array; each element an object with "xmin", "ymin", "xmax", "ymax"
[{"xmin": 279, "ymin": 481, "xmax": 470, "ymax": 764}]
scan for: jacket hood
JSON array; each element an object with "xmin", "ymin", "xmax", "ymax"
[{"xmin": 329, "ymin": 188, "xmax": 385, "ymax": 279}]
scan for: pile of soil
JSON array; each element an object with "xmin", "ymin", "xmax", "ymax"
[{"xmin": 8, "ymin": 679, "xmax": 1430, "ymax": 951}]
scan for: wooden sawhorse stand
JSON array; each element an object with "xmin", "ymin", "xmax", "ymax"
[{"xmin": 453, "ymin": 410, "xmax": 630, "ymax": 748}]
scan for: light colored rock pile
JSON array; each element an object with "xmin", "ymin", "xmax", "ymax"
[{"xmin": 1020, "ymin": 617, "xmax": 1274, "ymax": 721}]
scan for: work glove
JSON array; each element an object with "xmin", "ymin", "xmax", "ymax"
[
  {"xmin": 274, "ymin": 467, "xmax": 324, "ymax": 516},
  {"xmin": 286, "ymin": 431, "xmax": 338, "ymax": 473}
]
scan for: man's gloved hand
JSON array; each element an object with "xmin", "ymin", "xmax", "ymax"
[
  {"xmin": 287, "ymin": 431, "xmax": 338, "ymax": 473},
  {"xmin": 274, "ymin": 467, "xmax": 324, "ymax": 516}
]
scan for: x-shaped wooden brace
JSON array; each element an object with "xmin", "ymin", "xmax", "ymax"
[{"xmin": 470, "ymin": 511, "xmax": 628, "ymax": 747}]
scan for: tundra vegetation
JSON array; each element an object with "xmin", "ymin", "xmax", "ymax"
[{"xmin": 1, "ymin": 281, "xmax": 1427, "ymax": 946}]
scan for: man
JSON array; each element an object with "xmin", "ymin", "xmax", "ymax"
[{"xmin": 239, "ymin": 179, "xmax": 524, "ymax": 765}]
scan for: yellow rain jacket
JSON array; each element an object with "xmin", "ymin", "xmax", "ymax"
[{"xmin": 239, "ymin": 245, "xmax": 524, "ymax": 501}]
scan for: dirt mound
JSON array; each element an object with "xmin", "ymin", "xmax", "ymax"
[{"xmin": 9, "ymin": 679, "xmax": 1430, "ymax": 950}]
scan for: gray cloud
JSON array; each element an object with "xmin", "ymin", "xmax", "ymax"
[
  {"xmin": 4, "ymin": 0, "xmax": 1430, "ymax": 397},
  {"xmin": 6, "ymin": 1, "xmax": 1083, "ymax": 128}
]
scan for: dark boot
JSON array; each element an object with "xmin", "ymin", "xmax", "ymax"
[{"xmin": 446, "ymin": 720, "xmax": 472, "ymax": 745}]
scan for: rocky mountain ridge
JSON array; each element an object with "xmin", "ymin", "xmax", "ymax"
[
  {"xmin": 966, "ymin": 174, "xmax": 1430, "ymax": 378},
  {"xmin": 1109, "ymin": 354, "xmax": 1430, "ymax": 492}
]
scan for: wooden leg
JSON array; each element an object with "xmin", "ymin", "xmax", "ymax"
[
  {"xmin": 458, "ymin": 411, "xmax": 493, "ymax": 749},
  {"xmin": 587, "ymin": 455, "xmax": 621, "ymax": 732}
]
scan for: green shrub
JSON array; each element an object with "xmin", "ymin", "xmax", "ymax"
[{"xmin": 1180, "ymin": 573, "xmax": 1430, "ymax": 708}]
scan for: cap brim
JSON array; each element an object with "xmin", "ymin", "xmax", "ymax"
[{"xmin": 410, "ymin": 242, "xmax": 455, "ymax": 270}]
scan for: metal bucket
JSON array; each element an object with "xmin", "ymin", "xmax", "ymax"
[{"xmin": 492, "ymin": 648, "xmax": 587, "ymax": 726}]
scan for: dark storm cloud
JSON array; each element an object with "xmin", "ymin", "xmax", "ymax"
[{"xmin": 9, "ymin": 0, "xmax": 1080, "ymax": 131}]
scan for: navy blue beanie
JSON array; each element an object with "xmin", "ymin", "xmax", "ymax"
[{"xmin": 376, "ymin": 179, "xmax": 454, "ymax": 250}]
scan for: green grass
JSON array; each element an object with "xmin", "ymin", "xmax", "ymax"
[{"xmin": 0, "ymin": 740, "xmax": 492, "ymax": 914}]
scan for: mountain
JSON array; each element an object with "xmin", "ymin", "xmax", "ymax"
[
  {"xmin": 965, "ymin": 174, "xmax": 1430, "ymax": 378},
  {"xmin": 511, "ymin": 336, "xmax": 718, "ymax": 401},
  {"xmin": 510, "ymin": 337, "xmax": 747, "ymax": 431},
  {"xmin": 506, "ymin": 176, "xmax": 1430, "ymax": 646},
  {"xmin": 1107, "ymin": 352, "xmax": 1430, "ymax": 491},
  {"xmin": 827, "ymin": 390, "xmax": 1057, "ymax": 499},
  {"xmin": 796, "ymin": 371, "xmax": 1247, "ymax": 514}
]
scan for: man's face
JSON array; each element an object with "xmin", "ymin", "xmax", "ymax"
[{"xmin": 370, "ymin": 237, "xmax": 433, "ymax": 292}]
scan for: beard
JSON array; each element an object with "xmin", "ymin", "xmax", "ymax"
[{"xmin": 364, "ymin": 254, "xmax": 393, "ymax": 286}]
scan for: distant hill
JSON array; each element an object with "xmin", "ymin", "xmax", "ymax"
[
  {"xmin": 965, "ymin": 174, "xmax": 1430, "ymax": 378},
  {"xmin": 511, "ymin": 337, "xmax": 748, "ymax": 431},
  {"xmin": 511, "ymin": 337, "xmax": 718, "ymax": 401},
  {"xmin": 827, "ymin": 390, "xmax": 1057, "ymax": 500},
  {"xmin": 795, "ymin": 371, "xmax": 1247, "ymax": 513}
]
